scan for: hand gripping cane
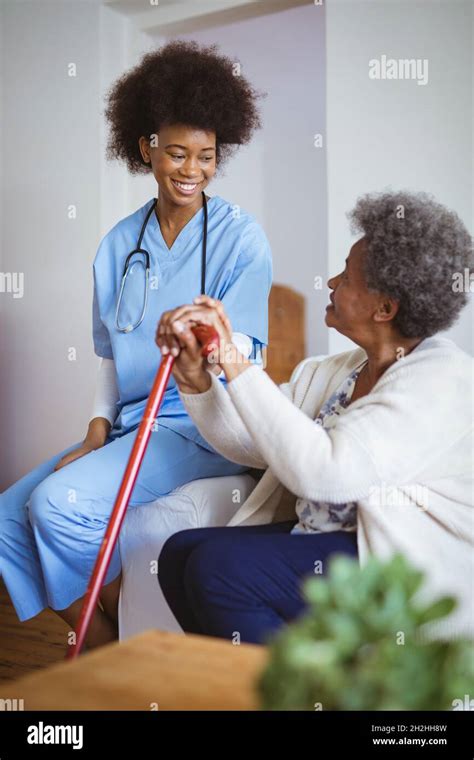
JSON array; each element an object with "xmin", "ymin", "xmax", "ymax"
[{"xmin": 66, "ymin": 323, "xmax": 219, "ymax": 660}]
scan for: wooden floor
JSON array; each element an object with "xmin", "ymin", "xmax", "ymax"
[{"xmin": 0, "ymin": 578, "xmax": 69, "ymax": 684}]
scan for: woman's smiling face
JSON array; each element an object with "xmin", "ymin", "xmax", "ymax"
[
  {"xmin": 139, "ymin": 123, "xmax": 217, "ymax": 206},
  {"xmin": 326, "ymin": 237, "xmax": 397, "ymax": 341}
]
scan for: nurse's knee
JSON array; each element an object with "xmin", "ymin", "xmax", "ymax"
[{"xmin": 28, "ymin": 474, "xmax": 66, "ymax": 530}]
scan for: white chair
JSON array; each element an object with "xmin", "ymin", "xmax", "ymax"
[{"xmin": 118, "ymin": 472, "xmax": 258, "ymax": 639}]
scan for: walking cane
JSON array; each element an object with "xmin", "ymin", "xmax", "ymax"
[{"xmin": 66, "ymin": 323, "xmax": 219, "ymax": 660}]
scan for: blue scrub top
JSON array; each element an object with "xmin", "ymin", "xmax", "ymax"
[{"xmin": 92, "ymin": 194, "xmax": 273, "ymax": 452}]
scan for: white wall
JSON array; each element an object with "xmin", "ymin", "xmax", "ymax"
[
  {"xmin": 326, "ymin": 0, "xmax": 473, "ymax": 356},
  {"xmin": 0, "ymin": 0, "xmax": 104, "ymax": 489}
]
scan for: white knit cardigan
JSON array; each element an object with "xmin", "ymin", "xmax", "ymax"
[{"xmin": 179, "ymin": 336, "xmax": 474, "ymax": 641}]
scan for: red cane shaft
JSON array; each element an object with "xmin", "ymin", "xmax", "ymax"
[
  {"xmin": 67, "ymin": 354, "xmax": 175, "ymax": 659},
  {"xmin": 66, "ymin": 324, "xmax": 218, "ymax": 660}
]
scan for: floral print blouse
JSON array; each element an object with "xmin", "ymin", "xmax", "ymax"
[{"xmin": 291, "ymin": 361, "xmax": 368, "ymax": 535}]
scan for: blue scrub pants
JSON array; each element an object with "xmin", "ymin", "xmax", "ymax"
[
  {"xmin": 158, "ymin": 521, "xmax": 358, "ymax": 645},
  {"xmin": 0, "ymin": 426, "xmax": 247, "ymax": 621}
]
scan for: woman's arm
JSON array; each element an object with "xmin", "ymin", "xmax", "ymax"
[
  {"xmin": 223, "ymin": 362, "xmax": 381, "ymax": 503},
  {"xmin": 178, "ymin": 337, "xmax": 309, "ymax": 470},
  {"xmin": 178, "ymin": 366, "xmax": 269, "ymax": 469},
  {"xmin": 89, "ymin": 357, "xmax": 119, "ymax": 426},
  {"xmin": 85, "ymin": 357, "xmax": 120, "ymax": 446}
]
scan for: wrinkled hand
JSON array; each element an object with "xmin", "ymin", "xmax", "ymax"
[{"xmin": 155, "ymin": 296, "xmax": 234, "ymax": 391}]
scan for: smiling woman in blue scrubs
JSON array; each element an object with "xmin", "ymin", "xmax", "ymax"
[{"xmin": 0, "ymin": 40, "xmax": 272, "ymax": 650}]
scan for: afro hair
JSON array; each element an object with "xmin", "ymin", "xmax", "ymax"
[{"xmin": 104, "ymin": 39, "xmax": 265, "ymax": 174}]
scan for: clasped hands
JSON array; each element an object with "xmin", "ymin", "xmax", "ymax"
[{"xmin": 155, "ymin": 295, "xmax": 250, "ymax": 394}]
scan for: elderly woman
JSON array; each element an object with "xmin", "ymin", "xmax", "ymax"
[{"xmin": 155, "ymin": 190, "xmax": 473, "ymax": 644}]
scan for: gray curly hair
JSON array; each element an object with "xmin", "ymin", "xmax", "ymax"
[{"xmin": 347, "ymin": 190, "xmax": 472, "ymax": 338}]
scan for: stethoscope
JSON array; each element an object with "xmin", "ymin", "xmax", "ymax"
[{"xmin": 115, "ymin": 191, "xmax": 208, "ymax": 333}]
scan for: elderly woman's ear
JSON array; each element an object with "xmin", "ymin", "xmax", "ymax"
[{"xmin": 374, "ymin": 297, "xmax": 399, "ymax": 324}]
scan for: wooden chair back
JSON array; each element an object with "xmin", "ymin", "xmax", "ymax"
[{"xmin": 265, "ymin": 284, "xmax": 306, "ymax": 384}]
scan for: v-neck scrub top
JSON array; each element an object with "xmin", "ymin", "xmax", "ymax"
[{"xmin": 93, "ymin": 195, "xmax": 272, "ymax": 448}]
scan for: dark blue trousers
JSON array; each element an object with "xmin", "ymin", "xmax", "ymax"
[{"xmin": 158, "ymin": 520, "xmax": 358, "ymax": 645}]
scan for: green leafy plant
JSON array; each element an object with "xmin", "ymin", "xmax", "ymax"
[{"xmin": 257, "ymin": 554, "xmax": 473, "ymax": 710}]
